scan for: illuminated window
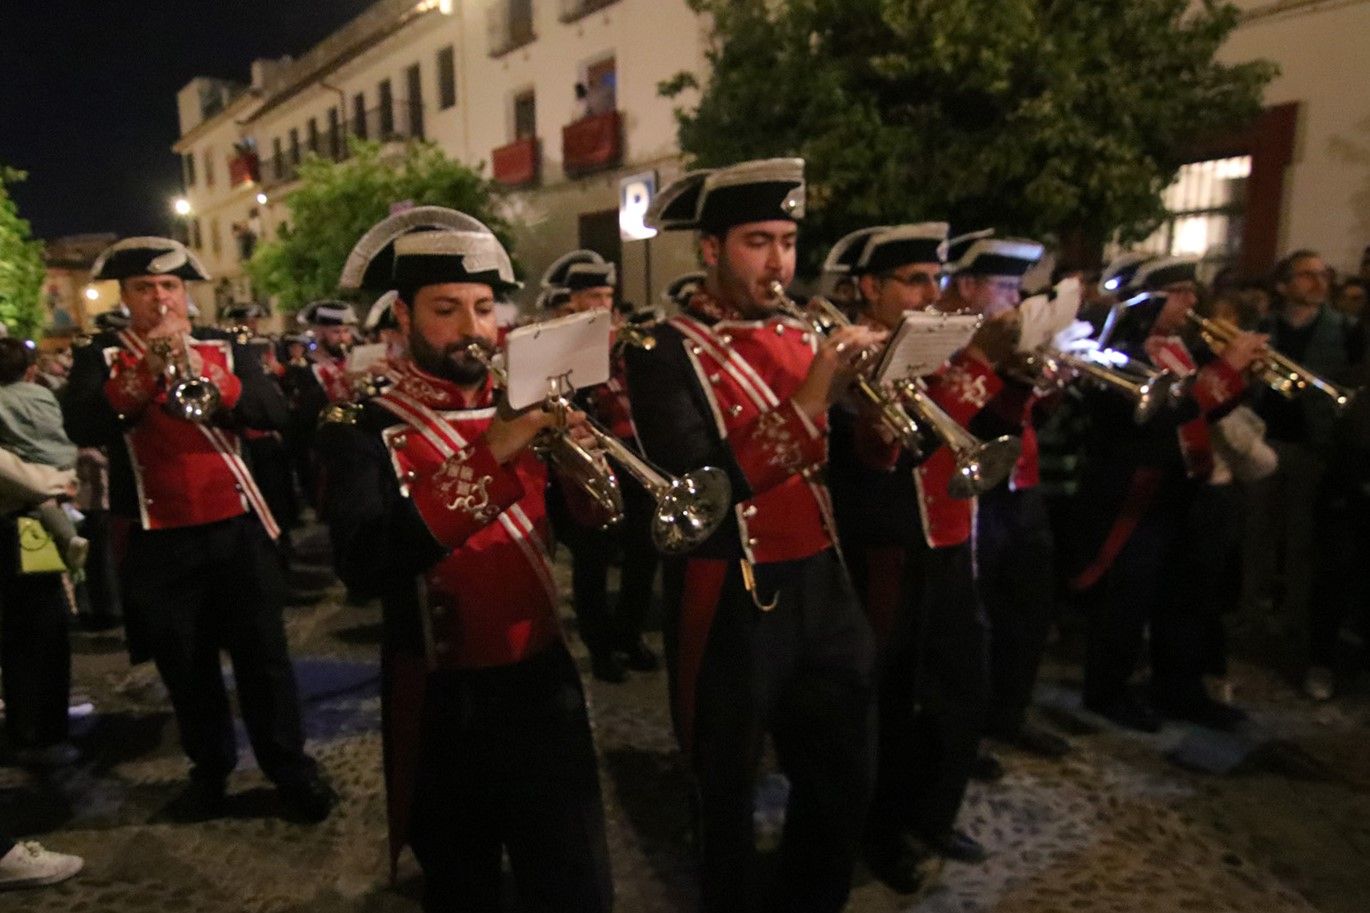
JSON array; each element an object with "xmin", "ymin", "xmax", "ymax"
[{"xmin": 1135, "ymin": 156, "xmax": 1251, "ymax": 278}]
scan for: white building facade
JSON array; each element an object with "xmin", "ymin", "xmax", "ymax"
[{"xmin": 173, "ymin": 0, "xmax": 709, "ymax": 318}]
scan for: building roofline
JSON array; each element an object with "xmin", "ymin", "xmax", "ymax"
[{"xmin": 173, "ymin": 89, "xmax": 262, "ymax": 153}]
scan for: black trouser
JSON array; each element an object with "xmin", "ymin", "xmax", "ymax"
[
  {"xmin": 0, "ymin": 518, "xmax": 71, "ymax": 750},
  {"xmin": 1083, "ymin": 480, "xmax": 1211, "ymax": 707},
  {"xmin": 977, "ymin": 485, "xmax": 1056, "ymax": 736},
  {"xmin": 553, "ymin": 474, "xmax": 659, "ymax": 659},
  {"xmin": 0, "ymin": 833, "xmax": 12, "ymax": 858},
  {"xmin": 662, "ymin": 549, "xmax": 875, "ymax": 913},
  {"xmin": 75, "ymin": 508, "xmax": 122, "ymax": 628},
  {"xmin": 120, "ymin": 514, "xmax": 314, "ymax": 787},
  {"xmin": 857, "ymin": 539, "xmax": 987, "ymax": 845},
  {"xmin": 1310, "ymin": 487, "xmax": 1370, "ymax": 666},
  {"xmin": 246, "ymin": 434, "xmax": 299, "ymax": 533},
  {"xmin": 408, "ymin": 645, "xmax": 612, "ymax": 913}
]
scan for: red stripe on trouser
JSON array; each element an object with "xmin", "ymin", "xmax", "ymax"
[
  {"xmin": 863, "ymin": 546, "xmax": 906, "ymax": 652},
  {"xmin": 676, "ymin": 558, "xmax": 728, "ymax": 757},
  {"xmin": 1069, "ymin": 468, "xmax": 1163, "ymax": 592},
  {"xmin": 384, "ymin": 650, "xmax": 430, "ymax": 884}
]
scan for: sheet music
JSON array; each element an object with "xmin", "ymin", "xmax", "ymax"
[
  {"xmin": 1017, "ymin": 277, "xmax": 1083, "ymax": 352},
  {"xmin": 346, "ymin": 342, "xmax": 388, "ymax": 375},
  {"xmin": 875, "ymin": 310, "xmax": 981, "ymax": 382},
  {"xmin": 504, "ymin": 309, "xmax": 612, "ymax": 410}
]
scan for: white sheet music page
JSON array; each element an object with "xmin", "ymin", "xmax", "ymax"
[
  {"xmin": 346, "ymin": 342, "xmax": 388, "ymax": 375},
  {"xmin": 875, "ymin": 311, "xmax": 981, "ymax": 383},
  {"xmin": 1017, "ymin": 277, "xmax": 1083, "ymax": 352},
  {"xmin": 504, "ymin": 309, "xmax": 612, "ymax": 410}
]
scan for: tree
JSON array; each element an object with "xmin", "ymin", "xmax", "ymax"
[
  {"xmin": 0, "ymin": 167, "xmax": 47, "ymax": 339},
  {"xmin": 247, "ymin": 140, "xmax": 513, "ymax": 314},
  {"xmin": 660, "ymin": 0, "xmax": 1276, "ymax": 271}
]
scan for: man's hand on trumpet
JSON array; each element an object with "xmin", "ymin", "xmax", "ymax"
[
  {"xmin": 1216, "ymin": 329, "xmax": 1270, "ymax": 375},
  {"xmin": 484, "ymin": 401, "xmax": 590, "ymax": 466},
  {"xmin": 144, "ymin": 307, "xmax": 199, "ymax": 377},
  {"xmin": 793, "ymin": 324, "xmax": 889, "ymax": 420}
]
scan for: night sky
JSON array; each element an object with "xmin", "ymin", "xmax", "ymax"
[{"xmin": 0, "ymin": 0, "xmax": 377, "ymax": 242}]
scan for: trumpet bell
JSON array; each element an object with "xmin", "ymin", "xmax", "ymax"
[
  {"xmin": 947, "ymin": 435, "xmax": 1022, "ymax": 500},
  {"xmin": 166, "ymin": 379, "xmax": 222, "ymax": 424},
  {"xmin": 650, "ymin": 466, "xmax": 732, "ymax": 554}
]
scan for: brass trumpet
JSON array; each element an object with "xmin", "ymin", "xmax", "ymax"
[
  {"xmin": 1186, "ymin": 311, "xmax": 1353, "ymax": 411},
  {"xmin": 766, "ymin": 282, "xmax": 926, "ymax": 457},
  {"xmin": 1018, "ymin": 347, "xmax": 1178, "ymax": 425},
  {"xmin": 767, "ymin": 282, "xmax": 1021, "ymax": 497},
  {"xmin": 148, "ymin": 332, "xmax": 222, "ymax": 424},
  {"xmin": 467, "ymin": 344, "xmax": 732, "ymax": 554}
]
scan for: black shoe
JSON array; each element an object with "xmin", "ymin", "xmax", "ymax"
[
  {"xmin": 1084, "ymin": 692, "xmax": 1161, "ymax": 733},
  {"xmin": 590, "ymin": 653, "xmax": 628, "ymax": 684},
  {"xmin": 278, "ymin": 774, "xmax": 336, "ymax": 824},
  {"xmin": 931, "ymin": 829, "xmax": 989, "ymax": 864},
  {"xmin": 163, "ymin": 777, "xmax": 227, "ymax": 822},
  {"xmin": 618, "ymin": 639, "xmax": 660, "ymax": 672},
  {"xmin": 968, "ymin": 751, "xmax": 1004, "ymax": 782},
  {"xmin": 1154, "ymin": 694, "xmax": 1249, "ymax": 732},
  {"xmin": 1000, "ymin": 722, "xmax": 1071, "ymax": 759},
  {"xmin": 864, "ymin": 834, "xmax": 943, "ymax": 894}
]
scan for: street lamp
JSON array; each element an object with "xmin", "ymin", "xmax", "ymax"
[
  {"xmin": 256, "ymin": 192, "xmax": 269, "ymax": 206},
  {"xmin": 83, "ymin": 287, "xmax": 100, "ymax": 302},
  {"xmin": 173, "ymin": 197, "xmax": 192, "ymax": 217}
]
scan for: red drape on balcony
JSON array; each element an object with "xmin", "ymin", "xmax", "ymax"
[
  {"xmin": 229, "ymin": 153, "xmax": 260, "ymax": 188},
  {"xmin": 562, "ymin": 111, "xmax": 622, "ymax": 176},
  {"xmin": 493, "ymin": 137, "xmax": 540, "ymax": 187}
]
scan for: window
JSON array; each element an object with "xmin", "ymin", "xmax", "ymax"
[
  {"xmin": 204, "ymin": 149, "xmax": 215, "ymax": 187},
  {"xmin": 328, "ymin": 107, "xmax": 342, "ymax": 159},
  {"xmin": 289, "ymin": 128, "xmax": 301, "ymax": 165},
  {"xmin": 1132, "ymin": 156, "xmax": 1251, "ymax": 279},
  {"xmin": 584, "ymin": 56, "xmax": 617, "ymax": 116},
  {"xmin": 272, "ymin": 137, "xmax": 284, "ymax": 179},
  {"xmin": 308, "ymin": 117, "xmax": 320, "ymax": 154},
  {"xmin": 191, "ymin": 219, "xmax": 203, "ymax": 250},
  {"xmin": 353, "ymin": 93, "xmax": 367, "ymax": 139},
  {"xmin": 514, "ymin": 89, "xmax": 536, "ymax": 140},
  {"xmin": 406, "ymin": 64, "xmax": 425, "ymax": 140},
  {"xmin": 210, "ymin": 218, "xmax": 221, "ymax": 256},
  {"xmin": 183, "ymin": 154, "xmax": 197, "ymax": 188},
  {"xmin": 437, "ymin": 46, "xmax": 457, "ymax": 110},
  {"xmin": 488, "ymin": 0, "xmax": 536, "ymax": 56},
  {"xmin": 378, "ymin": 79, "xmax": 394, "ymax": 137}
]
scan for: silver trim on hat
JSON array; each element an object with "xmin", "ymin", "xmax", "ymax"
[
  {"xmin": 339, "ymin": 206, "xmax": 517, "ymax": 290},
  {"xmin": 90, "ymin": 236, "xmax": 211, "ymax": 282}
]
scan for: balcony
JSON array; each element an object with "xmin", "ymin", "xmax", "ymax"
[
  {"xmin": 352, "ymin": 101, "xmax": 424, "ymax": 144},
  {"xmin": 228, "ymin": 152, "xmax": 260, "ymax": 188},
  {"xmin": 562, "ymin": 110, "xmax": 622, "ymax": 178},
  {"xmin": 262, "ymin": 155, "xmax": 299, "ymax": 191},
  {"xmin": 492, "ymin": 136, "xmax": 540, "ymax": 187},
  {"xmin": 487, "ymin": 0, "xmax": 536, "ymax": 57},
  {"xmin": 559, "ymin": 0, "xmax": 618, "ymax": 23}
]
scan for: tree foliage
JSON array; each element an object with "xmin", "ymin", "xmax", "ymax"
[
  {"xmin": 662, "ymin": 0, "xmax": 1276, "ymax": 270},
  {"xmin": 247, "ymin": 140, "xmax": 513, "ymax": 313},
  {"xmin": 0, "ymin": 167, "xmax": 47, "ymax": 339}
]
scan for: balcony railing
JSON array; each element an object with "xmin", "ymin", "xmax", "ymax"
[
  {"xmin": 492, "ymin": 136, "xmax": 540, "ymax": 187},
  {"xmin": 352, "ymin": 101, "xmax": 424, "ymax": 144},
  {"xmin": 559, "ymin": 0, "xmax": 618, "ymax": 23},
  {"xmin": 487, "ymin": 1, "xmax": 536, "ymax": 57},
  {"xmin": 562, "ymin": 110, "xmax": 622, "ymax": 177}
]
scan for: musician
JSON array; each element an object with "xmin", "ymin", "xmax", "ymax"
[
  {"xmin": 625, "ymin": 159, "xmax": 883, "ymax": 913},
  {"xmin": 283, "ymin": 300, "xmax": 357, "ymax": 508},
  {"xmin": 941, "ymin": 233, "xmax": 1073, "ymax": 760},
  {"xmin": 823, "ymin": 224, "xmax": 1005, "ymax": 886},
  {"xmin": 540, "ymin": 250, "xmax": 660, "ymax": 681},
  {"xmin": 62, "ymin": 237, "xmax": 332, "ymax": 822},
  {"xmin": 1071, "ymin": 255, "xmax": 1264, "ymax": 731},
  {"xmin": 316, "ymin": 208, "xmax": 611, "ymax": 911},
  {"xmin": 662, "ymin": 271, "xmax": 706, "ymax": 311}
]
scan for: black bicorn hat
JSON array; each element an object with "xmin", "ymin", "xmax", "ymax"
[
  {"xmin": 541, "ymin": 250, "xmax": 617, "ymax": 292},
  {"xmin": 297, "ymin": 299, "xmax": 359, "ymax": 327},
  {"xmin": 364, "ymin": 290, "xmax": 399, "ymax": 332},
  {"xmin": 646, "ymin": 158, "xmax": 806, "ymax": 234},
  {"xmin": 661, "ymin": 271, "xmax": 706, "ymax": 308},
  {"xmin": 1125, "ymin": 255, "xmax": 1199, "ymax": 294},
  {"xmin": 339, "ymin": 206, "xmax": 520, "ymax": 296},
  {"xmin": 945, "ymin": 229, "xmax": 1044, "ymax": 278},
  {"xmin": 92, "ymin": 309, "xmax": 132, "ymax": 332},
  {"xmin": 824, "ymin": 223, "xmax": 950, "ymax": 276},
  {"xmin": 220, "ymin": 303, "xmax": 265, "ymax": 322},
  {"xmin": 535, "ymin": 287, "xmax": 573, "ymax": 312},
  {"xmin": 91, "ymin": 236, "xmax": 211, "ymax": 282}
]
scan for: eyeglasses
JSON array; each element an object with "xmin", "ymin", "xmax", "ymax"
[
  {"xmin": 881, "ymin": 271, "xmax": 940, "ymax": 289},
  {"xmin": 1292, "ymin": 269, "xmax": 1334, "ymax": 282}
]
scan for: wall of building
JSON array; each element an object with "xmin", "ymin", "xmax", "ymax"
[{"xmin": 1220, "ymin": 0, "xmax": 1370, "ymax": 272}]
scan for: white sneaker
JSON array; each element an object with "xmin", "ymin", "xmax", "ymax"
[
  {"xmin": 63, "ymin": 536, "xmax": 90, "ymax": 572},
  {"xmin": 1304, "ymin": 666, "xmax": 1335, "ymax": 702},
  {"xmin": 0, "ymin": 841, "xmax": 83, "ymax": 890}
]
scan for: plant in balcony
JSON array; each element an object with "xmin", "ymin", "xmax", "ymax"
[{"xmin": 0, "ymin": 167, "xmax": 45, "ymax": 338}]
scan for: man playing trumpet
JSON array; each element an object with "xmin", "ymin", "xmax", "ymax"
[
  {"xmin": 63, "ymin": 236, "xmax": 331, "ymax": 823},
  {"xmin": 316, "ymin": 208, "xmax": 612, "ymax": 912}
]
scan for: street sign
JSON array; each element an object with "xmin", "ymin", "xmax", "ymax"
[{"xmin": 619, "ymin": 171, "xmax": 658, "ymax": 241}]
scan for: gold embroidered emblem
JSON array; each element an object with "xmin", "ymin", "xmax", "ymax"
[
  {"xmin": 943, "ymin": 365, "xmax": 991, "ymax": 409},
  {"xmin": 433, "ymin": 453, "xmax": 495, "ymax": 520}
]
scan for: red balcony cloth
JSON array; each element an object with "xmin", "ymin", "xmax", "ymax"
[
  {"xmin": 229, "ymin": 154, "xmax": 260, "ymax": 187},
  {"xmin": 493, "ymin": 137, "xmax": 539, "ymax": 186},
  {"xmin": 562, "ymin": 111, "xmax": 621, "ymax": 174}
]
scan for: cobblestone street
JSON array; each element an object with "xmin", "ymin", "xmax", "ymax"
[{"xmin": 2, "ymin": 523, "xmax": 1368, "ymax": 913}]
